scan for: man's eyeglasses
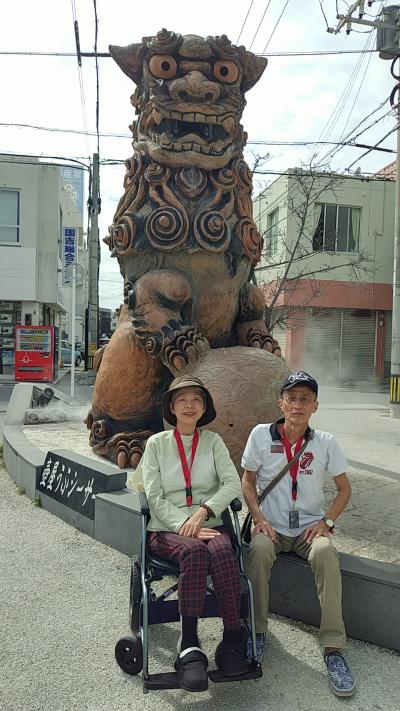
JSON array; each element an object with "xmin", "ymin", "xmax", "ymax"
[{"xmin": 282, "ymin": 393, "xmax": 316, "ymax": 405}]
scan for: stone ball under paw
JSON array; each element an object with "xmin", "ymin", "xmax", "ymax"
[{"xmin": 184, "ymin": 346, "xmax": 291, "ymax": 472}]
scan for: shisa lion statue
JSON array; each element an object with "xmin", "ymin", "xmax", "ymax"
[{"xmin": 86, "ymin": 29, "xmax": 290, "ymax": 470}]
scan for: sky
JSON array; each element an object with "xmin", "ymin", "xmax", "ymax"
[{"xmin": 1, "ymin": 0, "xmax": 397, "ymax": 311}]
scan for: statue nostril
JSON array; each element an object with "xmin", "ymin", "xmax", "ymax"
[
  {"xmin": 205, "ymin": 92, "xmax": 214, "ymax": 102},
  {"xmin": 180, "ymin": 89, "xmax": 188, "ymax": 100}
]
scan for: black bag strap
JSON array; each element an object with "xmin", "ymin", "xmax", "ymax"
[{"xmin": 257, "ymin": 428, "xmax": 314, "ymax": 506}]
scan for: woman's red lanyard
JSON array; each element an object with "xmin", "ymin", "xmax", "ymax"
[
  {"xmin": 174, "ymin": 429, "xmax": 199, "ymax": 506},
  {"xmin": 281, "ymin": 430, "xmax": 304, "ymax": 504}
]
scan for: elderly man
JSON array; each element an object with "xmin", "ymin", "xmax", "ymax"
[{"xmin": 242, "ymin": 371, "xmax": 355, "ymax": 697}]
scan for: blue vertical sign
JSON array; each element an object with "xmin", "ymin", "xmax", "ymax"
[{"xmin": 63, "ymin": 228, "xmax": 76, "ymax": 284}]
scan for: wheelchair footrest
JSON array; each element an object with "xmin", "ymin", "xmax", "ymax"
[
  {"xmin": 143, "ymin": 672, "xmax": 180, "ymax": 690},
  {"xmin": 142, "ymin": 663, "xmax": 262, "ymax": 691},
  {"xmin": 208, "ymin": 662, "xmax": 262, "ymax": 683}
]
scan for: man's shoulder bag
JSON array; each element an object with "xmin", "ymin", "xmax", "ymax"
[{"xmin": 241, "ymin": 429, "xmax": 314, "ymax": 544}]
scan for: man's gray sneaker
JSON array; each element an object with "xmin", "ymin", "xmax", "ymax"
[
  {"xmin": 246, "ymin": 632, "xmax": 266, "ymax": 663},
  {"xmin": 325, "ymin": 652, "xmax": 355, "ymax": 697}
]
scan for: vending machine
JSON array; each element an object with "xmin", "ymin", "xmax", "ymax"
[{"xmin": 15, "ymin": 325, "xmax": 59, "ymax": 382}]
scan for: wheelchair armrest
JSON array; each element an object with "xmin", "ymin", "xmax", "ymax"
[
  {"xmin": 139, "ymin": 491, "xmax": 150, "ymax": 516},
  {"xmin": 230, "ymin": 498, "xmax": 242, "ymax": 512}
]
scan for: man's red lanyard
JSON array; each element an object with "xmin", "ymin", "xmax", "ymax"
[
  {"xmin": 174, "ymin": 429, "xmax": 199, "ymax": 506},
  {"xmin": 281, "ymin": 431, "xmax": 304, "ymax": 504}
]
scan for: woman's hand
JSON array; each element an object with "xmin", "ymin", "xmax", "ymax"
[
  {"xmin": 179, "ymin": 507, "xmax": 208, "ymax": 538},
  {"xmin": 197, "ymin": 528, "xmax": 221, "ymax": 540}
]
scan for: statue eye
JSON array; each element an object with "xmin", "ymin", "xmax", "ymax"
[
  {"xmin": 149, "ymin": 54, "xmax": 177, "ymax": 79},
  {"xmin": 213, "ymin": 60, "xmax": 239, "ymax": 83}
]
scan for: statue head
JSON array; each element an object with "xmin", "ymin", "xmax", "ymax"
[{"xmin": 109, "ymin": 29, "xmax": 267, "ymax": 170}]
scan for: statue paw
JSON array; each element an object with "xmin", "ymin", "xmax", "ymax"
[
  {"xmin": 161, "ymin": 321, "xmax": 210, "ymax": 374},
  {"xmin": 89, "ymin": 418, "xmax": 153, "ymax": 469},
  {"xmin": 132, "ymin": 316, "xmax": 210, "ymax": 374},
  {"xmin": 247, "ymin": 328, "xmax": 281, "ymax": 355}
]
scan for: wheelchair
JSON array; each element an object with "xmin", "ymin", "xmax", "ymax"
[{"xmin": 115, "ymin": 492, "xmax": 262, "ymax": 693}]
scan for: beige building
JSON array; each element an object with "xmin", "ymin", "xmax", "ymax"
[
  {"xmin": 254, "ymin": 169, "xmax": 395, "ymax": 383},
  {"xmin": 0, "ymin": 154, "xmax": 86, "ymax": 375}
]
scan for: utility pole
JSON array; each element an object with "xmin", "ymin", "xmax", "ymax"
[
  {"xmin": 328, "ymin": 2, "xmax": 400, "ymax": 417},
  {"xmin": 70, "ymin": 263, "xmax": 76, "ymax": 399},
  {"xmin": 87, "ymin": 152, "xmax": 100, "ymax": 370}
]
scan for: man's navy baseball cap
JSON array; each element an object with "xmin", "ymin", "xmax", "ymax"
[{"xmin": 280, "ymin": 371, "xmax": 318, "ymax": 396}]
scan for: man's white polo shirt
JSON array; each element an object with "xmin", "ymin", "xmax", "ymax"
[{"xmin": 241, "ymin": 420, "xmax": 347, "ymax": 536}]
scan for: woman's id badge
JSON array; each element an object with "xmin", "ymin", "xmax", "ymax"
[{"xmin": 289, "ymin": 509, "xmax": 300, "ymax": 529}]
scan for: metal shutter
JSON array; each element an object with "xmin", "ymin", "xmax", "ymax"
[
  {"xmin": 340, "ymin": 310, "xmax": 376, "ymax": 381},
  {"xmin": 304, "ymin": 308, "xmax": 342, "ymax": 383},
  {"xmin": 384, "ymin": 311, "xmax": 392, "ymax": 378}
]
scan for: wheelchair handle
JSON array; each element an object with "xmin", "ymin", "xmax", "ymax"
[
  {"xmin": 139, "ymin": 491, "xmax": 150, "ymax": 516},
  {"xmin": 230, "ymin": 498, "xmax": 242, "ymax": 512}
]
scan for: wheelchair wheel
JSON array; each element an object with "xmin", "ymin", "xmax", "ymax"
[
  {"xmin": 115, "ymin": 635, "xmax": 143, "ymax": 675},
  {"xmin": 129, "ymin": 556, "xmax": 141, "ymax": 633}
]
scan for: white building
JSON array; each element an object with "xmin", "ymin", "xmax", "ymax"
[
  {"xmin": 0, "ymin": 154, "xmax": 87, "ymax": 375},
  {"xmin": 254, "ymin": 168, "xmax": 395, "ymax": 384}
]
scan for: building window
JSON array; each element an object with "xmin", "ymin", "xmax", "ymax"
[
  {"xmin": 265, "ymin": 208, "xmax": 279, "ymax": 255},
  {"xmin": 0, "ymin": 189, "xmax": 20, "ymax": 243},
  {"xmin": 313, "ymin": 203, "xmax": 360, "ymax": 253}
]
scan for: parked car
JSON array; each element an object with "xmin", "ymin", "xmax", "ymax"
[
  {"xmin": 61, "ymin": 340, "xmax": 82, "ymax": 366},
  {"xmin": 75, "ymin": 341, "xmax": 85, "ymax": 359}
]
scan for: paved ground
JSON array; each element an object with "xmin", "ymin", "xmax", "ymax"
[{"xmin": 1, "ymin": 382, "xmax": 400, "ymax": 710}]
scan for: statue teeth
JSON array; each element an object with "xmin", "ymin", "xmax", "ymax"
[
  {"xmin": 207, "ymin": 115, "xmax": 217, "ymax": 124},
  {"xmin": 173, "ymin": 142, "xmax": 183, "ymax": 151},
  {"xmin": 152, "ymin": 108, "xmax": 163, "ymax": 125},
  {"xmin": 201, "ymin": 145, "xmax": 211, "ymax": 154},
  {"xmin": 184, "ymin": 112, "xmax": 195, "ymax": 122},
  {"xmin": 221, "ymin": 116, "xmax": 234, "ymax": 133},
  {"xmin": 195, "ymin": 113, "xmax": 206, "ymax": 123},
  {"xmin": 160, "ymin": 131, "xmax": 171, "ymax": 145}
]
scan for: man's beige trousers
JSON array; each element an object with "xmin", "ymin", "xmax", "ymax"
[{"xmin": 245, "ymin": 531, "xmax": 346, "ymax": 649}]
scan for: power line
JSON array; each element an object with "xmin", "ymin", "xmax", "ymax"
[
  {"xmin": 0, "ymin": 120, "xmax": 395, "ymax": 153},
  {"xmin": 338, "ymin": 49, "xmax": 376, "ymax": 141},
  {"xmin": 318, "ymin": 0, "xmax": 330, "ymax": 31},
  {"xmin": 249, "ymin": 1, "xmax": 272, "ymax": 51},
  {"xmin": 236, "ymin": 0, "xmax": 255, "ymax": 44},
  {"xmin": 346, "ymin": 123, "xmax": 399, "ymax": 171},
  {"xmin": 313, "ymin": 98, "xmax": 392, "ymax": 166},
  {"xmin": 315, "ymin": 32, "xmax": 374, "ymax": 155},
  {"xmin": 262, "ymin": 0, "xmax": 291, "ymax": 53},
  {"xmin": 0, "ymin": 152, "xmax": 90, "ymax": 170},
  {"xmin": 0, "ymin": 48, "xmax": 381, "ymax": 58},
  {"xmin": 70, "ymin": 0, "xmax": 90, "ymax": 155},
  {"xmin": 0, "ymin": 122, "xmax": 129, "ymax": 138}
]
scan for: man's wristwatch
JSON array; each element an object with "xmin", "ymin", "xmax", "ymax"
[{"xmin": 323, "ymin": 516, "xmax": 335, "ymax": 531}]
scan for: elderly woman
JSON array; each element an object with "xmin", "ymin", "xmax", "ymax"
[{"xmin": 141, "ymin": 375, "xmax": 248, "ymax": 692}]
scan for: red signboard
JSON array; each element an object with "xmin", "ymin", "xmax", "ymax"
[{"xmin": 15, "ymin": 326, "xmax": 57, "ymax": 382}]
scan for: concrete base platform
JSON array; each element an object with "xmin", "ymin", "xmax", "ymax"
[
  {"xmin": 3, "ymin": 424, "xmax": 46, "ymax": 498},
  {"xmin": 95, "ymin": 489, "xmax": 142, "ymax": 556},
  {"xmin": 270, "ymin": 551, "xmax": 400, "ymax": 652}
]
